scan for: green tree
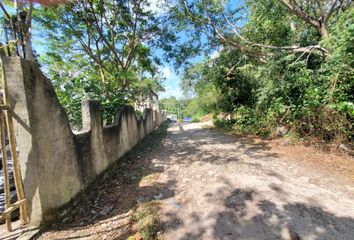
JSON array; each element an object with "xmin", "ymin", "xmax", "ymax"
[
  {"xmin": 168, "ymin": 0, "xmax": 352, "ymax": 66},
  {"xmin": 160, "ymin": 97, "xmax": 179, "ymax": 115},
  {"xmin": 177, "ymin": 0, "xmax": 353, "ymax": 141},
  {"xmin": 36, "ymin": 0, "xmax": 174, "ymax": 124}
]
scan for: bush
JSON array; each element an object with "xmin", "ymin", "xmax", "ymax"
[
  {"xmin": 191, "ymin": 117, "xmax": 201, "ymax": 123},
  {"xmin": 213, "ymin": 118, "xmax": 232, "ymax": 129}
]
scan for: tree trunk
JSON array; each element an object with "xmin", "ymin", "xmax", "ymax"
[
  {"xmin": 99, "ymin": 65, "xmax": 111, "ymax": 100},
  {"xmin": 17, "ymin": 1, "xmax": 36, "ymax": 60},
  {"xmin": 319, "ymin": 25, "xmax": 329, "ymax": 39},
  {"xmin": 24, "ymin": 31, "xmax": 36, "ymax": 61}
]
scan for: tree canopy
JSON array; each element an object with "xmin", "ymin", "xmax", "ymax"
[
  {"xmin": 0, "ymin": 0, "xmax": 352, "ymax": 141},
  {"xmin": 178, "ymin": 0, "xmax": 353, "ymax": 141}
]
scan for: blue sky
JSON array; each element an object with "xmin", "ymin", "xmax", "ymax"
[
  {"xmin": 147, "ymin": 0, "xmax": 185, "ymax": 99},
  {"xmin": 149, "ymin": 0, "xmax": 245, "ymax": 100},
  {"xmin": 0, "ymin": 1, "xmax": 184, "ymax": 98},
  {"xmin": 159, "ymin": 66, "xmax": 183, "ymax": 99},
  {"xmin": 1, "ymin": 0, "xmax": 244, "ymax": 100}
]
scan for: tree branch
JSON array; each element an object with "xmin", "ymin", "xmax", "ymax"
[
  {"xmin": 0, "ymin": 2, "xmax": 11, "ymax": 20},
  {"xmin": 278, "ymin": 0, "xmax": 320, "ymax": 28},
  {"xmin": 25, "ymin": 2, "xmax": 33, "ymax": 26},
  {"xmin": 86, "ymin": 0, "xmax": 124, "ymax": 68},
  {"xmin": 324, "ymin": 0, "xmax": 338, "ymax": 24},
  {"xmin": 183, "ymin": 0, "xmax": 328, "ymax": 60},
  {"xmin": 183, "ymin": 0, "xmax": 266, "ymax": 60},
  {"xmin": 224, "ymin": 15, "xmax": 328, "ymax": 55}
]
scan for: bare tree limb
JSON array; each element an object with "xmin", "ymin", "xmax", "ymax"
[
  {"xmin": 224, "ymin": 15, "xmax": 328, "ymax": 55},
  {"xmin": 182, "ymin": 0, "xmax": 329, "ymax": 61},
  {"xmin": 278, "ymin": 0, "xmax": 321, "ymax": 29},
  {"xmin": 25, "ymin": 2, "xmax": 33, "ymax": 26},
  {"xmin": 324, "ymin": 0, "xmax": 338, "ymax": 24},
  {"xmin": 0, "ymin": 2, "xmax": 11, "ymax": 20}
]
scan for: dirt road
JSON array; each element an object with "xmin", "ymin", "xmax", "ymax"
[
  {"xmin": 24, "ymin": 122, "xmax": 354, "ymax": 240},
  {"xmin": 155, "ymin": 122, "xmax": 354, "ymax": 240}
]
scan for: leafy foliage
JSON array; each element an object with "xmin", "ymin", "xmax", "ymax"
[
  {"xmin": 2, "ymin": 0, "xmax": 351, "ymax": 143},
  {"xmin": 180, "ymin": 1, "xmax": 353, "ymax": 142},
  {"xmin": 34, "ymin": 0, "xmax": 173, "ymax": 125}
]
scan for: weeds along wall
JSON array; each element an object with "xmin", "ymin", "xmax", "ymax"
[{"xmin": 1, "ymin": 57, "xmax": 166, "ymax": 225}]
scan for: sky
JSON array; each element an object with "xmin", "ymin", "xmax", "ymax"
[
  {"xmin": 148, "ymin": 0, "xmax": 245, "ymax": 100},
  {"xmin": 159, "ymin": 66, "xmax": 183, "ymax": 99},
  {"xmin": 0, "ymin": 0, "xmax": 185, "ymax": 98},
  {"xmin": 146, "ymin": 0, "xmax": 184, "ymax": 99},
  {"xmin": 0, "ymin": 0, "xmax": 245, "ymax": 100}
]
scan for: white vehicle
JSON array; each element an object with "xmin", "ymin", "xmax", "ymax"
[{"xmin": 167, "ymin": 115, "xmax": 177, "ymax": 122}]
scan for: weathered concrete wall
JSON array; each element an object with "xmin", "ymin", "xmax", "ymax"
[{"xmin": 1, "ymin": 57, "xmax": 166, "ymax": 225}]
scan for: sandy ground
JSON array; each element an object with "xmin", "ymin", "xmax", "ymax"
[
  {"xmin": 156, "ymin": 122, "xmax": 354, "ymax": 240},
  {"xmin": 3, "ymin": 122, "xmax": 354, "ymax": 240}
]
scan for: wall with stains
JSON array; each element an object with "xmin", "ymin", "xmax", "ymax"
[{"xmin": 1, "ymin": 57, "xmax": 165, "ymax": 225}]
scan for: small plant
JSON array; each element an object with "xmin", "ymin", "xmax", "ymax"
[
  {"xmin": 129, "ymin": 202, "xmax": 160, "ymax": 240},
  {"xmin": 191, "ymin": 117, "xmax": 200, "ymax": 123},
  {"xmin": 213, "ymin": 118, "xmax": 232, "ymax": 129}
]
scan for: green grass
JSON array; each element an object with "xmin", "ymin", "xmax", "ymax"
[{"xmin": 128, "ymin": 202, "xmax": 160, "ymax": 240}]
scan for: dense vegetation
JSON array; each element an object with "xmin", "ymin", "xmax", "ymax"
[
  {"xmin": 159, "ymin": 97, "xmax": 204, "ymax": 121},
  {"xmin": 35, "ymin": 0, "xmax": 175, "ymax": 126},
  {"xmin": 1, "ymin": 0, "xmax": 172, "ymax": 127},
  {"xmin": 0, "ymin": 0, "xmax": 353, "ymax": 143},
  {"xmin": 176, "ymin": 0, "xmax": 353, "ymax": 143}
]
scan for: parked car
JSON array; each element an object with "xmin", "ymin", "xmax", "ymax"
[{"xmin": 166, "ymin": 115, "xmax": 177, "ymax": 122}]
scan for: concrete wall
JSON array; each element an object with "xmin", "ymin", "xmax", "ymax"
[{"xmin": 1, "ymin": 57, "xmax": 166, "ymax": 225}]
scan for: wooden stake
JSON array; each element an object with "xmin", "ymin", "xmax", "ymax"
[
  {"xmin": 1, "ymin": 59, "xmax": 28, "ymax": 225},
  {"xmin": 0, "ymin": 199, "xmax": 26, "ymax": 222},
  {"xmin": 0, "ymin": 111, "xmax": 12, "ymax": 231}
]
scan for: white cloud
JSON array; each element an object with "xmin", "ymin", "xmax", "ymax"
[
  {"xmin": 158, "ymin": 66, "xmax": 183, "ymax": 99},
  {"xmin": 210, "ymin": 50, "xmax": 220, "ymax": 59},
  {"xmin": 161, "ymin": 66, "xmax": 178, "ymax": 79},
  {"xmin": 146, "ymin": 0, "xmax": 168, "ymax": 14},
  {"xmin": 160, "ymin": 86, "xmax": 183, "ymax": 99},
  {"xmin": 210, "ymin": 47, "xmax": 223, "ymax": 60}
]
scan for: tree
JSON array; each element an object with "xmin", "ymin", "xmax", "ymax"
[
  {"xmin": 0, "ymin": 0, "xmax": 35, "ymax": 59},
  {"xmin": 37, "ymin": 0, "xmax": 174, "ymax": 88},
  {"xmin": 168, "ymin": 0, "xmax": 352, "ymax": 64},
  {"xmin": 0, "ymin": 0, "xmax": 73, "ymax": 60},
  {"xmin": 178, "ymin": 1, "xmax": 353, "ymax": 140},
  {"xmin": 160, "ymin": 97, "xmax": 179, "ymax": 114},
  {"xmin": 36, "ymin": 0, "xmax": 174, "ymax": 124},
  {"xmin": 278, "ymin": 0, "xmax": 352, "ymax": 38}
]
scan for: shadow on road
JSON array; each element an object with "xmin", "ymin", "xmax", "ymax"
[
  {"xmin": 164, "ymin": 125, "xmax": 278, "ymax": 166},
  {"xmin": 36, "ymin": 122, "xmax": 354, "ymax": 240},
  {"xmin": 161, "ymin": 186, "xmax": 354, "ymax": 240},
  {"xmin": 158, "ymin": 123, "xmax": 354, "ymax": 240},
  {"xmin": 36, "ymin": 123, "xmax": 176, "ymax": 240}
]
